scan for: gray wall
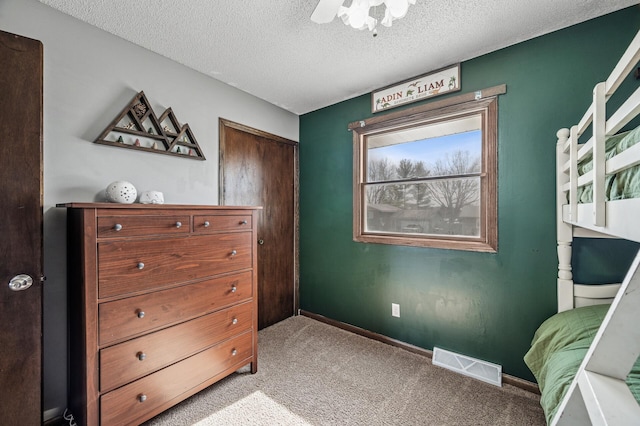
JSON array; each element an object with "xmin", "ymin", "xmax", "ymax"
[{"xmin": 0, "ymin": 0, "xmax": 299, "ymax": 419}]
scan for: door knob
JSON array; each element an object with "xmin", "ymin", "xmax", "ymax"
[
  {"xmin": 258, "ymin": 239, "xmax": 264, "ymax": 245},
  {"xmin": 8, "ymin": 274, "xmax": 33, "ymax": 291}
]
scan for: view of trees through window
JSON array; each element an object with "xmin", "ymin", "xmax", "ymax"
[
  {"xmin": 353, "ymin": 93, "xmax": 498, "ymax": 251},
  {"xmin": 365, "ymin": 123, "xmax": 482, "ymax": 237}
]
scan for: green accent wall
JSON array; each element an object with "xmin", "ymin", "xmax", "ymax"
[{"xmin": 299, "ymin": 8, "xmax": 640, "ymax": 381}]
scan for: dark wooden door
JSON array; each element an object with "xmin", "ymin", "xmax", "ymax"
[
  {"xmin": 219, "ymin": 119, "xmax": 298, "ymax": 329},
  {"xmin": 0, "ymin": 31, "xmax": 44, "ymax": 424}
]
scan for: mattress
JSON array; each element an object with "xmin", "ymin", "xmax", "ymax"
[
  {"xmin": 524, "ymin": 304, "xmax": 640, "ymax": 424},
  {"xmin": 576, "ymin": 125, "xmax": 640, "ymax": 202}
]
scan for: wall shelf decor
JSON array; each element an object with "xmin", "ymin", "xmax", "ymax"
[{"xmin": 95, "ymin": 91, "xmax": 206, "ymax": 160}]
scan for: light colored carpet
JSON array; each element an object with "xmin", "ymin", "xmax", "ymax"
[{"xmin": 144, "ymin": 315, "xmax": 545, "ymax": 425}]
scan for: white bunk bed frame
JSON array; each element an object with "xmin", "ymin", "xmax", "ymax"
[{"xmin": 554, "ymin": 28, "xmax": 640, "ymax": 425}]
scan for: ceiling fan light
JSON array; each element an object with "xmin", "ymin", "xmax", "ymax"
[
  {"xmin": 349, "ymin": 12, "xmax": 366, "ymax": 29},
  {"xmin": 337, "ymin": 5, "xmax": 350, "ymax": 24},
  {"xmin": 365, "ymin": 16, "xmax": 377, "ymax": 31},
  {"xmin": 348, "ymin": 1, "xmax": 370, "ymax": 29},
  {"xmin": 381, "ymin": 8, "xmax": 394, "ymax": 27},
  {"xmin": 384, "ymin": 0, "xmax": 409, "ymax": 19},
  {"xmin": 312, "ymin": 0, "xmax": 412, "ymax": 33}
]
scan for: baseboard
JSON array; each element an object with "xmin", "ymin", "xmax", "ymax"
[
  {"xmin": 298, "ymin": 310, "xmax": 540, "ymax": 395},
  {"xmin": 300, "ymin": 310, "xmax": 434, "ymax": 358},
  {"xmin": 502, "ymin": 374, "xmax": 540, "ymax": 394}
]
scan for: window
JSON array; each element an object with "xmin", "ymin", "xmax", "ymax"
[{"xmin": 352, "ymin": 91, "xmax": 499, "ymax": 252}]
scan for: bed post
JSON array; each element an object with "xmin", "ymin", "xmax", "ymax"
[{"xmin": 557, "ymin": 128, "xmax": 573, "ymax": 312}]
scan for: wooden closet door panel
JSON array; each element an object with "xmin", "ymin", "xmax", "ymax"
[
  {"xmin": 220, "ymin": 120, "xmax": 298, "ymax": 329},
  {"xmin": 0, "ymin": 30, "xmax": 43, "ymax": 425}
]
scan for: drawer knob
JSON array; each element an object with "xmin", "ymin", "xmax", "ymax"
[
  {"xmin": 204, "ymin": 221, "xmax": 210, "ymax": 228},
  {"xmin": 137, "ymin": 262, "xmax": 145, "ymax": 270},
  {"xmin": 231, "ymin": 349, "xmax": 237, "ymax": 356},
  {"xmin": 231, "ymin": 286, "xmax": 237, "ymax": 293},
  {"xmin": 113, "ymin": 223, "xmax": 123, "ymax": 231},
  {"xmin": 232, "ymin": 318, "xmax": 238, "ymax": 325},
  {"xmin": 175, "ymin": 221, "xmax": 182, "ymax": 229},
  {"xmin": 137, "ymin": 352, "xmax": 146, "ymax": 361},
  {"xmin": 136, "ymin": 310, "xmax": 145, "ymax": 319},
  {"xmin": 138, "ymin": 394, "xmax": 147, "ymax": 403},
  {"xmin": 230, "ymin": 250, "xmax": 237, "ymax": 256},
  {"xmin": 240, "ymin": 220, "xmax": 248, "ymax": 225}
]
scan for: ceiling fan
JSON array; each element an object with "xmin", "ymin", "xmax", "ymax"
[{"xmin": 311, "ymin": 0, "xmax": 416, "ymax": 32}]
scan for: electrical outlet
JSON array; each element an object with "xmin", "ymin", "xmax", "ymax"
[{"xmin": 392, "ymin": 303, "xmax": 400, "ymax": 317}]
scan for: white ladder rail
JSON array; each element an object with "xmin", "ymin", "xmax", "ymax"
[
  {"xmin": 579, "ymin": 371, "xmax": 640, "ymax": 425},
  {"xmin": 553, "ymin": 251, "xmax": 640, "ymax": 425}
]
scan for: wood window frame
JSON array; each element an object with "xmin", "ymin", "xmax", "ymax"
[{"xmin": 351, "ymin": 85, "xmax": 505, "ymax": 252}]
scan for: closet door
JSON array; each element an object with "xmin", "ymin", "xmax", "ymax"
[
  {"xmin": 0, "ymin": 30, "xmax": 44, "ymax": 424},
  {"xmin": 219, "ymin": 119, "xmax": 299, "ymax": 330}
]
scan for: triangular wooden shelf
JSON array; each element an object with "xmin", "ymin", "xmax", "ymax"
[
  {"xmin": 158, "ymin": 108, "xmax": 205, "ymax": 158},
  {"xmin": 158, "ymin": 107, "xmax": 180, "ymax": 136},
  {"xmin": 95, "ymin": 91, "xmax": 206, "ymax": 160}
]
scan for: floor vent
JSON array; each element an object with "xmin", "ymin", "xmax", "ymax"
[{"xmin": 432, "ymin": 347, "xmax": 502, "ymax": 387}]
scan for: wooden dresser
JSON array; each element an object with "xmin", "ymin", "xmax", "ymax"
[{"xmin": 60, "ymin": 203, "xmax": 259, "ymax": 425}]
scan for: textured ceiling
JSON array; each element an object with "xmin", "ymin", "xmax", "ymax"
[{"xmin": 39, "ymin": 0, "xmax": 638, "ymax": 115}]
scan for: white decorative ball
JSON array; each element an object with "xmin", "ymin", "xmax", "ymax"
[
  {"xmin": 139, "ymin": 190, "xmax": 164, "ymax": 204},
  {"xmin": 105, "ymin": 181, "xmax": 137, "ymax": 204}
]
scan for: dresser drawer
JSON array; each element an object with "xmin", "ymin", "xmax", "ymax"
[
  {"xmin": 100, "ymin": 301, "xmax": 253, "ymax": 391},
  {"xmin": 193, "ymin": 214, "xmax": 252, "ymax": 233},
  {"xmin": 100, "ymin": 331, "xmax": 253, "ymax": 426},
  {"xmin": 99, "ymin": 271, "xmax": 253, "ymax": 346},
  {"xmin": 98, "ymin": 232, "xmax": 252, "ymax": 298},
  {"xmin": 97, "ymin": 214, "xmax": 190, "ymax": 238}
]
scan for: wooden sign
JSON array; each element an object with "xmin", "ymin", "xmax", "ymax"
[{"xmin": 372, "ymin": 64, "xmax": 460, "ymax": 113}]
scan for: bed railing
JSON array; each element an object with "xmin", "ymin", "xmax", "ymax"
[
  {"xmin": 558, "ymin": 29, "xmax": 640, "ymax": 228},
  {"xmin": 557, "ymin": 28, "xmax": 640, "ymax": 312},
  {"xmin": 550, "ymin": 28, "xmax": 640, "ymax": 424}
]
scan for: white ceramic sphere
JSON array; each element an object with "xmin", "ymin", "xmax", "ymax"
[{"xmin": 105, "ymin": 181, "xmax": 137, "ymax": 204}]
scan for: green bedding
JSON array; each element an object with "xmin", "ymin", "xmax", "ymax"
[
  {"xmin": 524, "ymin": 304, "xmax": 640, "ymax": 424},
  {"xmin": 577, "ymin": 126, "xmax": 640, "ymax": 203}
]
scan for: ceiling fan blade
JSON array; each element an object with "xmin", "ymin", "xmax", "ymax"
[{"xmin": 310, "ymin": 0, "xmax": 345, "ymax": 24}]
